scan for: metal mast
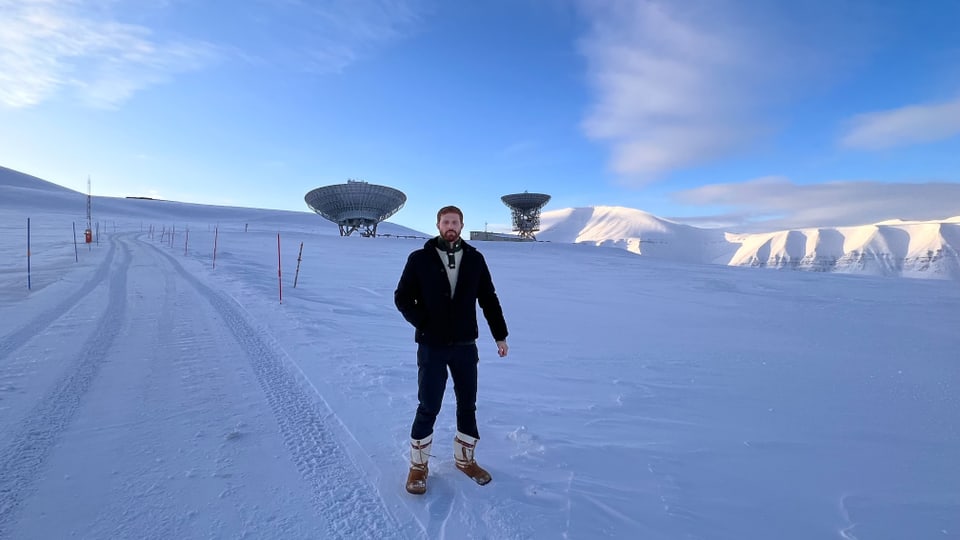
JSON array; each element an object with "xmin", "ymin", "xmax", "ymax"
[{"xmin": 86, "ymin": 176, "xmax": 92, "ymax": 232}]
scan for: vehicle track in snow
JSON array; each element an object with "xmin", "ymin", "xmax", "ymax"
[
  {"xmin": 142, "ymin": 239, "xmax": 412, "ymax": 538},
  {"xmin": 0, "ymin": 238, "xmax": 116, "ymax": 363},
  {"xmin": 88, "ymin": 239, "xmax": 185, "ymax": 539},
  {"xmin": 71, "ymin": 236, "xmax": 322, "ymax": 538},
  {"xmin": 0, "ymin": 235, "xmax": 131, "ymax": 536}
]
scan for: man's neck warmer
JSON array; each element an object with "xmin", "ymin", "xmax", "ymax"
[
  {"xmin": 437, "ymin": 237, "xmax": 462, "ymax": 269},
  {"xmin": 434, "ymin": 237, "xmax": 464, "ymax": 297},
  {"xmin": 437, "ymin": 238, "xmax": 463, "ymax": 253}
]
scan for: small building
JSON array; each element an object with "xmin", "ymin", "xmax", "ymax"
[{"xmin": 469, "ymin": 231, "xmax": 533, "ymax": 242}]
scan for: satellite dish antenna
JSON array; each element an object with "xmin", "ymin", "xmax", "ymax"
[
  {"xmin": 305, "ymin": 179, "xmax": 407, "ymax": 237},
  {"xmin": 501, "ymin": 192, "xmax": 550, "ymax": 240}
]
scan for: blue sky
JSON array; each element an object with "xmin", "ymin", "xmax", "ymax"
[{"xmin": 1, "ymin": 0, "xmax": 959, "ymax": 235}]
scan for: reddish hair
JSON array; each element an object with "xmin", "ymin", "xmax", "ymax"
[{"xmin": 436, "ymin": 205, "xmax": 464, "ymax": 223}]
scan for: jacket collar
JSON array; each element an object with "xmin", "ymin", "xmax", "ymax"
[{"xmin": 425, "ymin": 236, "xmax": 474, "ymax": 252}]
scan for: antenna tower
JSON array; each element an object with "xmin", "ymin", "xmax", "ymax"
[
  {"xmin": 501, "ymin": 192, "xmax": 551, "ymax": 240},
  {"xmin": 86, "ymin": 176, "xmax": 92, "ymax": 232},
  {"xmin": 304, "ymin": 179, "xmax": 407, "ymax": 237}
]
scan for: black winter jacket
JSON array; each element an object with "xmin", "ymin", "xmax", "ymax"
[{"xmin": 394, "ymin": 238, "xmax": 508, "ymax": 345}]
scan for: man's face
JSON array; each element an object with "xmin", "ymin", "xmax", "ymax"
[{"xmin": 437, "ymin": 212, "xmax": 463, "ymax": 242}]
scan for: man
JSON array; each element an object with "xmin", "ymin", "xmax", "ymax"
[{"xmin": 394, "ymin": 205, "xmax": 509, "ymax": 495}]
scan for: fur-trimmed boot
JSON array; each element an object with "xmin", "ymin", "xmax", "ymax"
[
  {"xmin": 454, "ymin": 432, "xmax": 492, "ymax": 485},
  {"xmin": 405, "ymin": 434, "xmax": 432, "ymax": 495}
]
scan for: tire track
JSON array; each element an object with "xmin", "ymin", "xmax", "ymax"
[
  {"xmin": 87, "ymin": 241, "xmax": 183, "ymax": 539},
  {"xmin": 0, "ymin": 235, "xmax": 131, "ymax": 538},
  {"xmin": 0, "ymin": 239, "xmax": 117, "ymax": 363},
  {"xmin": 142, "ymin": 239, "xmax": 407, "ymax": 538}
]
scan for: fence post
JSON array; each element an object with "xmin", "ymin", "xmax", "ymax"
[
  {"xmin": 294, "ymin": 242, "xmax": 304, "ymax": 288},
  {"xmin": 27, "ymin": 218, "xmax": 32, "ymax": 290},
  {"xmin": 277, "ymin": 234, "xmax": 283, "ymax": 304}
]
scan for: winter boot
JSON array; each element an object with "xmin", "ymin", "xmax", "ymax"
[
  {"xmin": 406, "ymin": 434, "xmax": 432, "ymax": 495},
  {"xmin": 454, "ymin": 432, "xmax": 492, "ymax": 485}
]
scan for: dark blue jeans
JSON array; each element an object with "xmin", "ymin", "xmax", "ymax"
[{"xmin": 410, "ymin": 343, "xmax": 480, "ymax": 440}]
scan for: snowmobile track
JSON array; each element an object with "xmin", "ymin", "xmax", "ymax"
[
  {"xmin": 0, "ymin": 238, "xmax": 117, "ymax": 363},
  {"xmin": 0, "ymin": 235, "xmax": 131, "ymax": 537},
  {"xmin": 142, "ymin": 239, "xmax": 405, "ymax": 538}
]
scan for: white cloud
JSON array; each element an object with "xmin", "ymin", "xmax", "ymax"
[
  {"xmin": 0, "ymin": 0, "xmax": 423, "ymax": 109},
  {"xmin": 674, "ymin": 177, "xmax": 960, "ymax": 230},
  {"xmin": 575, "ymin": 0, "xmax": 884, "ymax": 184},
  {"xmin": 0, "ymin": 0, "xmax": 219, "ymax": 108},
  {"xmin": 576, "ymin": 1, "xmax": 768, "ymax": 182},
  {"xmin": 840, "ymin": 96, "xmax": 960, "ymax": 150}
]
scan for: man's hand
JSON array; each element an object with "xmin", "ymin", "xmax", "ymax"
[{"xmin": 496, "ymin": 340, "xmax": 509, "ymax": 358}]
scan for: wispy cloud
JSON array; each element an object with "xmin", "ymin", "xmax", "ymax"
[
  {"xmin": 500, "ymin": 140, "xmax": 539, "ymax": 159},
  {"xmin": 839, "ymin": 95, "xmax": 960, "ymax": 150},
  {"xmin": 576, "ymin": 1, "xmax": 766, "ymax": 183},
  {"xmin": 575, "ymin": 0, "xmax": 876, "ymax": 184},
  {"xmin": 674, "ymin": 176, "xmax": 960, "ymax": 231},
  {"xmin": 0, "ymin": 0, "xmax": 220, "ymax": 108},
  {"xmin": 0, "ymin": 0, "xmax": 423, "ymax": 109},
  {"xmin": 244, "ymin": 0, "xmax": 426, "ymax": 73}
]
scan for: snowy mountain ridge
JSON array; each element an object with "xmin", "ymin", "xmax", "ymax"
[
  {"xmin": 4, "ymin": 165, "xmax": 958, "ymax": 280},
  {"xmin": 538, "ymin": 205, "xmax": 960, "ymax": 280}
]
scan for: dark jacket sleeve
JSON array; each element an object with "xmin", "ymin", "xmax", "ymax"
[
  {"xmin": 394, "ymin": 252, "xmax": 424, "ymax": 329},
  {"xmin": 476, "ymin": 253, "xmax": 508, "ymax": 341}
]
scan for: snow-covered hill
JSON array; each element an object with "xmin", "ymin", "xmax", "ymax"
[
  {"xmin": 725, "ymin": 219, "xmax": 960, "ymax": 279},
  {"xmin": 537, "ymin": 206, "xmax": 735, "ymax": 264},
  {"xmin": 539, "ymin": 206, "xmax": 960, "ymax": 280},
  {"xmin": 5, "ymin": 166, "xmax": 957, "ymax": 279},
  {"xmin": 0, "ymin": 166, "xmax": 424, "ymax": 238},
  {"xmin": 0, "ymin": 166, "xmax": 77, "ymax": 194}
]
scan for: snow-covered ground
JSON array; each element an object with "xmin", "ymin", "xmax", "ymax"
[{"xmin": 1, "ymin": 174, "xmax": 959, "ymax": 539}]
